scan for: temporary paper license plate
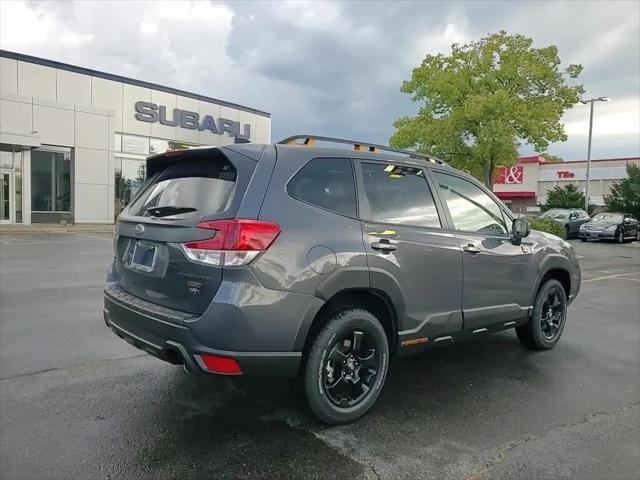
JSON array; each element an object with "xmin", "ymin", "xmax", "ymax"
[{"xmin": 130, "ymin": 242, "xmax": 157, "ymax": 272}]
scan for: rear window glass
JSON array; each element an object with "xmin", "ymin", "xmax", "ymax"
[
  {"xmin": 128, "ymin": 157, "xmax": 237, "ymax": 219},
  {"xmin": 287, "ymin": 157, "xmax": 357, "ymax": 217}
]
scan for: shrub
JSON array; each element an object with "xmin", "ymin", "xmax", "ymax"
[
  {"xmin": 544, "ymin": 183, "xmax": 585, "ymax": 210},
  {"xmin": 529, "ymin": 217, "xmax": 566, "ymax": 239},
  {"xmin": 605, "ymin": 163, "xmax": 640, "ymax": 218}
]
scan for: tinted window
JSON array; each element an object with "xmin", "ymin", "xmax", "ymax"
[
  {"xmin": 128, "ymin": 156, "xmax": 237, "ymax": 219},
  {"xmin": 542, "ymin": 209, "xmax": 570, "ymax": 220},
  {"xmin": 433, "ymin": 172, "xmax": 508, "ymax": 235},
  {"xmin": 287, "ymin": 157, "xmax": 356, "ymax": 217},
  {"xmin": 359, "ymin": 163, "xmax": 440, "ymax": 228},
  {"xmin": 592, "ymin": 212, "xmax": 624, "ymax": 223}
]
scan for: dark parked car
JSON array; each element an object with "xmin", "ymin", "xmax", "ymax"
[
  {"xmin": 579, "ymin": 212, "xmax": 640, "ymax": 243},
  {"xmin": 541, "ymin": 208, "xmax": 590, "ymax": 238},
  {"xmin": 104, "ymin": 135, "xmax": 581, "ymax": 424}
]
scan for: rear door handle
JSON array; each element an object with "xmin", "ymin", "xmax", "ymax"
[
  {"xmin": 371, "ymin": 240, "xmax": 397, "ymax": 252},
  {"xmin": 462, "ymin": 244, "xmax": 480, "ymax": 255}
]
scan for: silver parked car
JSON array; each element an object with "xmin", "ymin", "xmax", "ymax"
[{"xmin": 541, "ymin": 208, "xmax": 591, "ymax": 238}]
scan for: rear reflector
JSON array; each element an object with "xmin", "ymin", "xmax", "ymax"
[
  {"xmin": 181, "ymin": 219, "xmax": 280, "ymax": 267},
  {"xmin": 197, "ymin": 354, "xmax": 242, "ymax": 375}
]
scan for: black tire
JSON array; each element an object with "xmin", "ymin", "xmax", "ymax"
[
  {"xmin": 580, "ymin": 238, "xmax": 587, "ymax": 242},
  {"xmin": 304, "ymin": 308, "xmax": 389, "ymax": 425},
  {"xmin": 616, "ymin": 229, "xmax": 624, "ymax": 244},
  {"xmin": 516, "ymin": 279, "xmax": 567, "ymax": 350}
]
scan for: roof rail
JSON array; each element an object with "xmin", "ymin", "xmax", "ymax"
[{"xmin": 278, "ymin": 135, "xmax": 448, "ymax": 166}]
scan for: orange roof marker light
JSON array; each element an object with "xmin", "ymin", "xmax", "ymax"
[{"xmin": 279, "ymin": 135, "xmax": 448, "ymax": 167}]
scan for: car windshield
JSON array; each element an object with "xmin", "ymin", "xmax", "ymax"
[
  {"xmin": 542, "ymin": 210, "xmax": 569, "ymax": 220},
  {"xmin": 592, "ymin": 213, "xmax": 624, "ymax": 223}
]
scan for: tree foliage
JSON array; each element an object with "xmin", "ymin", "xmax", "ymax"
[
  {"xmin": 605, "ymin": 163, "xmax": 640, "ymax": 218},
  {"xmin": 544, "ymin": 183, "xmax": 585, "ymax": 210},
  {"xmin": 541, "ymin": 153, "xmax": 564, "ymax": 163},
  {"xmin": 390, "ymin": 31, "xmax": 584, "ymax": 187}
]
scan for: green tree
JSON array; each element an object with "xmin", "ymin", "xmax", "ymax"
[
  {"xmin": 541, "ymin": 153, "xmax": 564, "ymax": 163},
  {"xmin": 545, "ymin": 184, "xmax": 585, "ymax": 209},
  {"xmin": 390, "ymin": 31, "xmax": 583, "ymax": 187},
  {"xmin": 605, "ymin": 163, "xmax": 640, "ymax": 218}
]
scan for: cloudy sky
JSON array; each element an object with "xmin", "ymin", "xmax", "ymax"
[{"xmin": 1, "ymin": 0, "xmax": 638, "ymax": 160}]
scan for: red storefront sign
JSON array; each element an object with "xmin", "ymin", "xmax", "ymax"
[
  {"xmin": 494, "ymin": 165, "xmax": 524, "ymax": 184},
  {"xmin": 557, "ymin": 170, "xmax": 575, "ymax": 179}
]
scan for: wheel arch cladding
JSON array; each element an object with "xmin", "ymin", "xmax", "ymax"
[
  {"xmin": 300, "ymin": 289, "xmax": 398, "ymax": 361},
  {"xmin": 540, "ymin": 268, "xmax": 571, "ymax": 299}
]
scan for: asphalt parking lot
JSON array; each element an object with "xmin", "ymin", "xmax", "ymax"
[{"xmin": 1, "ymin": 233, "xmax": 638, "ymax": 480}]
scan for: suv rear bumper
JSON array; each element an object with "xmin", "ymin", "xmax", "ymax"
[{"xmin": 104, "ymin": 286, "xmax": 301, "ymax": 377}]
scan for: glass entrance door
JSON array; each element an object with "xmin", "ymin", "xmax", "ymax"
[{"xmin": 0, "ymin": 169, "xmax": 13, "ymax": 224}]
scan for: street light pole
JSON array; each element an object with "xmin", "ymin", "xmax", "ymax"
[
  {"xmin": 585, "ymin": 100, "xmax": 594, "ymax": 212},
  {"xmin": 580, "ymin": 96, "xmax": 611, "ymax": 212}
]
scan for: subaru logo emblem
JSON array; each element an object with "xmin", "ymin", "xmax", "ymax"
[{"xmin": 134, "ymin": 224, "xmax": 145, "ymax": 236}]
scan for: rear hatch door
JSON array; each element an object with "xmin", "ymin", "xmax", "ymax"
[{"xmin": 113, "ymin": 148, "xmax": 257, "ymax": 315}]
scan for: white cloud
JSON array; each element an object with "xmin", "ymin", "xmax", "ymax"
[
  {"xmin": 0, "ymin": 0, "xmax": 638, "ymax": 159},
  {"xmin": 564, "ymin": 97, "xmax": 640, "ymax": 137}
]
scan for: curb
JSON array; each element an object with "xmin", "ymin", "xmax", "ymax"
[{"xmin": 0, "ymin": 224, "xmax": 115, "ymax": 235}]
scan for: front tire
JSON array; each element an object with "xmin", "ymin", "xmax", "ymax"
[
  {"xmin": 516, "ymin": 279, "xmax": 567, "ymax": 350},
  {"xmin": 304, "ymin": 308, "xmax": 389, "ymax": 425},
  {"xmin": 616, "ymin": 229, "xmax": 624, "ymax": 243}
]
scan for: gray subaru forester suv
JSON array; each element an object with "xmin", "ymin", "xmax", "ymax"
[{"xmin": 104, "ymin": 135, "xmax": 581, "ymax": 424}]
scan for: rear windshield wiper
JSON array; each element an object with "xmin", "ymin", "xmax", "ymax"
[{"xmin": 144, "ymin": 206, "xmax": 198, "ymax": 217}]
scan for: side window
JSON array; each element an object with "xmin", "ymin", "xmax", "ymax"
[
  {"xmin": 287, "ymin": 157, "xmax": 356, "ymax": 217},
  {"xmin": 359, "ymin": 162, "xmax": 440, "ymax": 228},
  {"xmin": 432, "ymin": 172, "xmax": 508, "ymax": 235}
]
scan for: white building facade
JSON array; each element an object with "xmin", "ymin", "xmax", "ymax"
[
  {"xmin": 0, "ymin": 50, "xmax": 271, "ymax": 225},
  {"xmin": 493, "ymin": 155, "xmax": 640, "ymax": 214}
]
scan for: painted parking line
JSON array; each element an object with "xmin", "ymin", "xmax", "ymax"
[{"xmin": 582, "ymin": 273, "xmax": 640, "ymax": 284}]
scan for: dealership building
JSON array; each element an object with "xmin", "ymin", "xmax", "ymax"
[
  {"xmin": 0, "ymin": 50, "xmax": 271, "ymax": 225},
  {"xmin": 493, "ymin": 155, "xmax": 640, "ymax": 214}
]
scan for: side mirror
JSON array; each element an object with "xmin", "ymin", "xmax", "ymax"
[
  {"xmin": 511, "ymin": 218, "xmax": 530, "ymax": 245},
  {"xmin": 623, "ymin": 218, "xmax": 630, "ymax": 224}
]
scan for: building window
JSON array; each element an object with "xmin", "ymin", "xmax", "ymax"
[
  {"xmin": 115, "ymin": 156, "xmax": 146, "ymax": 216},
  {"xmin": 149, "ymin": 138, "xmax": 170, "ymax": 155},
  {"xmin": 31, "ymin": 149, "xmax": 71, "ymax": 213},
  {"xmin": 121, "ymin": 135, "xmax": 149, "ymax": 155},
  {"xmin": 0, "ymin": 145, "xmax": 24, "ymax": 223}
]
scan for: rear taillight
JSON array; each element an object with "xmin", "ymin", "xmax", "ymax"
[{"xmin": 181, "ymin": 219, "xmax": 280, "ymax": 267}]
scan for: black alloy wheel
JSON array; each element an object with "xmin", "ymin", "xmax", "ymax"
[
  {"xmin": 539, "ymin": 288, "xmax": 564, "ymax": 341},
  {"xmin": 322, "ymin": 329, "xmax": 381, "ymax": 408},
  {"xmin": 304, "ymin": 308, "xmax": 389, "ymax": 424},
  {"xmin": 516, "ymin": 279, "xmax": 567, "ymax": 350}
]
